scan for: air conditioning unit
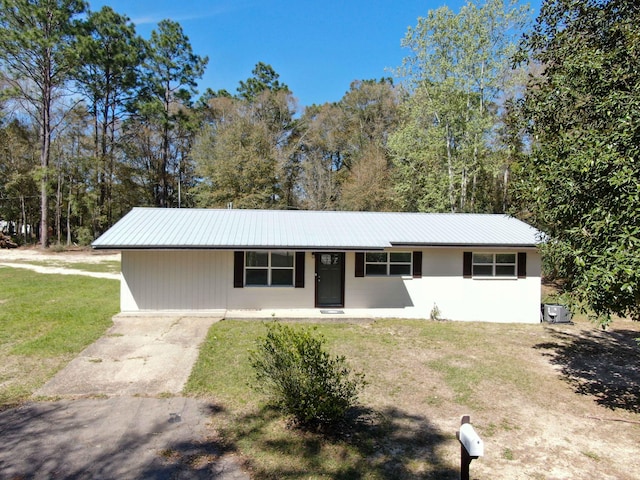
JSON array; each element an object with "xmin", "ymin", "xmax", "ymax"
[{"xmin": 542, "ymin": 304, "xmax": 572, "ymax": 324}]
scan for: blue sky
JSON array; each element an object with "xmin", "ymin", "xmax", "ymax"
[{"xmin": 89, "ymin": 0, "xmax": 541, "ymax": 108}]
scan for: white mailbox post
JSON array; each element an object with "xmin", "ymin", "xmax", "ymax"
[{"xmin": 456, "ymin": 415, "xmax": 483, "ymax": 480}]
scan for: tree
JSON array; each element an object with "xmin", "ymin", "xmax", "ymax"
[
  {"xmin": 75, "ymin": 6, "xmax": 145, "ymax": 234},
  {"xmin": 0, "ymin": 118, "xmax": 39, "ymax": 244},
  {"xmin": 515, "ymin": 0, "xmax": 640, "ymax": 322},
  {"xmin": 0, "ymin": 0, "xmax": 87, "ymax": 247},
  {"xmin": 391, "ymin": 0, "xmax": 529, "ymax": 213},
  {"xmin": 297, "ymin": 102, "xmax": 346, "ymax": 210},
  {"xmin": 296, "ymin": 79, "xmax": 400, "ymax": 211},
  {"xmin": 194, "ymin": 63, "xmax": 298, "ymax": 209},
  {"xmin": 335, "ymin": 79, "xmax": 400, "ymax": 211},
  {"xmin": 134, "ymin": 19, "xmax": 208, "ymax": 208},
  {"xmin": 237, "ymin": 61, "xmax": 288, "ymax": 102}
]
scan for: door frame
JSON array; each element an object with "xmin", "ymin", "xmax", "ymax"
[{"xmin": 314, "ymin": 252, "xmax": 345, "ymax": 308}]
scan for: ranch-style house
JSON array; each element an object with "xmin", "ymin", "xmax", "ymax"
[{"xmin": 92, "ymin": 207, "xmax": 544, "ymax": 323}]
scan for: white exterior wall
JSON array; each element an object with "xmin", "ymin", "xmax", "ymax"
[
  {"xmin": 343, "ymin": 248, "xmax": 541, "ymax": 323},
  {"xmin": 226, "ymin": 252, "xmax": 315, "ymax": 310},
  {"xmin": 121, "ymin": 250, "xmax": 314, "ymax": 312},
  {"xmin": 121, "ymin": 250, "xmax": 231, "ymax": 311},
  {"xmin": 121, "ymin": 248, "xmax": 541, "ymax": 323}
]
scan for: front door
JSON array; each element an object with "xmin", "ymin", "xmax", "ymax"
[{"xmin": 315, "ymin": 252, "xmax": 345, "ymax": 307}]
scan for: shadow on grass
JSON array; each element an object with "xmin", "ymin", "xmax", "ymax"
[
  {"xmin": 535, "ymin": 328, "xmax": 640, "ymax": 413},
  {"xmin": 222, "ymin": 404, "xmax": 459, "ymax": 479}
]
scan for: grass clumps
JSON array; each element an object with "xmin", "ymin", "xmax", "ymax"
[{"xmin": 249, "ymin": 321, "xmax": 366, "ymax": 429}]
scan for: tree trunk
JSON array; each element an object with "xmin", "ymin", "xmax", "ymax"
[
  {"xmin": 20, "ymin": 195, "xmax": 27, "ymax": 245},
  {"xmin": 55, "ymin": 168, "xmax": 63, "ymax": 245},
  {"xmin": 502, "ymin": 164, "xmax": 510, "ymax": 212},
  {"xmin": 161, "ymin": 83, "xmax": 171, "ymax": 208},
  {"xmin": 39, "ymin": 49, "xmax": 53, "ymax": 249},
  {"xmin": 67, "ymin": 178, "xmax": 72, "ymax": 246},
  {"xmin": 460, "ymin": 167, "xmax": 467, "ymax": 211},
  {"xmin": 446, "ymin": 123, "xmax": 455, "ymax": 213},
  {"xmin": 40, "ymin": 107, "xmax": 50, "ymax": 248}
]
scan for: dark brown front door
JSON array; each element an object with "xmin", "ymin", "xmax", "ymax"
[{"xmin": 315, "ymin": 252, "xmax": 345, "ymax": 307}]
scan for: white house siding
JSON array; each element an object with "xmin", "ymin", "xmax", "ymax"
[
  {"xmin": 226, "ymin": 252, "xmax": 315, "ymax": 310},
  {"xmin": 121, "ymin": 250, "xmax": 315, "ymax": 312},
  {"xmin": 120, "ymin": 250, "xmax": 231, "ymax": 311},
  {"xmin": 344, "ymin": 248, "xmax": 541, "ymax": 323},
  {"xmin": 420, "ymin": 248, "xmax": 541, "ymax": 323},
  {"xmin": 121, "ymin": 249, "xmax": 541, "ymax": 323}
]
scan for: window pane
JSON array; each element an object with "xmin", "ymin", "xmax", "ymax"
[
  {"xmin": 390, "ymin": 264, "xmax": 411, "ymax": 275},
  {"xmin": 390, "ymin": 252, "xmax": 411, "ymax": 263},
  {"xmin": 366, "ymin": 264, "xmax": 387, "ymax": 275},
  {"xmin": 496, "ymin": 265, "xmax": 516, "ymax": 276},
  {"xmin": 271, "ymin": 269, "xmax": 293, "ymax": 286},
  {"xmin": 496, "ymin": 253, "xmax": 516, "ymax": 264},
  {"xmin": 246, "ymin": 251, "xmax": 268, "ymax": 267},
  {"xmin": 473, "ymin": 253, "xmax": 493, "ymax": 264},
  {"xmin": 272, "ymin": 251, "xmax": 294, "ymax": 267},
  {"xmin": 366, "ymin": 252, "xmax": 387, "ymax": 263},
  {"xmin": 473, "ymin": 265, "xmax": 493, "ymax": 276},
  {"xmin": 245, "ymin": 269, "xmax": 268, "ymax": 285}
]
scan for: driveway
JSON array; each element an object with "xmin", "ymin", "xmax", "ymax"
[
  {"xmin": 0, "ymin": 314, "xmax": 250, "ymax": 479},
  {"xmin": 0, "ymin": 397, "xmax": 248, "ymax": 479},
  {"xmin": 37, "ymin": 315, "xmax": 218, "ymax": 397}
]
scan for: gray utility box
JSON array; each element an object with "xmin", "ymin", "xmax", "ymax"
[{"xmin": 542, "ymin": 304, "xmax": 572, "ymax": 323}]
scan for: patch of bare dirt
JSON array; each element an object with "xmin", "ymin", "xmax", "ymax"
[
  {"xmin": 0, "ymin": 247, "xmax": 120, "ymax": 279},
  {"xmin": 0, "ymin": 246, "xmax": 120, "ymax": 264}
]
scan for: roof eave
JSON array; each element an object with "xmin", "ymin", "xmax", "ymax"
[
  {"xmin": 93, "ymin": 243, "xmax": 540, "ymax": 250},
  {"xmin": 389, "ymin": 242, "xmax": 541, "ymax": 249},
  {"xmin": 91, "ymin": 244, "xmax": 389, "ymax": 251}
]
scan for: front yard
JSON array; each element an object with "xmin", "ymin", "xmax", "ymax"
[
  {"xmin": 0, "ymin": 252, "xmax": 639, "ymax": 479},
  {"xmin": 186, "ymin": 318, "xmax": 640, "ymax": 479}
]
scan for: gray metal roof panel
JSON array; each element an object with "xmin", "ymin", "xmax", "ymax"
[{"xmin": 92, "ymin": 208, "xmax": 543, "ymax": 249}]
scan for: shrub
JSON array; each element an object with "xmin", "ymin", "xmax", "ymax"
[{"xmin": 249, "ymin": 322, "xmax": 366, "ymax": 428}]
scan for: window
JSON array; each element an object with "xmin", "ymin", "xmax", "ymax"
[
  {"xmin": 245, "ymin": 251, "xmax": 294, "ymax": 286},
  {"xmin": 365, "ymin": 252, "xmax": 412, "ymax": 276},
  {"xmin": 472, "ymin": 253, "xmax": 516, "ymax": 277}
]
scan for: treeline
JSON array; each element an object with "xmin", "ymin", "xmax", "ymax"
[{"xmin": 0, "ymin": 0, "xmax": 530, "ymax": 247}]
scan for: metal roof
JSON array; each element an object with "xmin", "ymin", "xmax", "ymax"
[{"xmin": 91, "ymin": 208, "xmax": 544, "ymax": 250}]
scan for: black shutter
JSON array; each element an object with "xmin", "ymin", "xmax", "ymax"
[
  {"xmin": 233, "ymin": 251, "xmax": 244, "ymax": 288},
  {"xmin": 355, "ymin": 252, "xmax": 365, "ymax": 277},
  {"xmin": 463, "ymin": 252, "xmax": 472, "ymax": 278},
  {"xmin": 412, "ymin": 251, "xmax": 423, "ymax": 278},
  {"xmin": 295, "ymin": 251, "xmax": 305, "ymax": 288},
  {"xmin": 517, "ymin": 252, "xmax": 527, "ymax": 278}
]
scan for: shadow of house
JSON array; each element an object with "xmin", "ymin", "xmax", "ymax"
[{"xmin": 535, "ymin": 328, "xmax": 640, "ymax": 413}]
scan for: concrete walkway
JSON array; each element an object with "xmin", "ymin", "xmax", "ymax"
[{"xmin": 0, "ymin": 314, "xmax": 250, "ymax": 479}]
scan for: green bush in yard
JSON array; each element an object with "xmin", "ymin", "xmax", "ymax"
[{"xmin": 249, "ymin": 322, "xmax": 366, "ymax": 428}]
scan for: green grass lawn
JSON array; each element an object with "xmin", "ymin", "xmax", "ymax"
[{"xmin": 0, "ymin": 267, "xmax": 119, "ymax": 408}]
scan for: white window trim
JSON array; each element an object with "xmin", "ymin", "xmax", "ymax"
[
  {"xmin": 245, "ymin": 251, "xmax": 295, "ymax": 287},
  {"xmin": 365, "ymin": 251, "xmax": 412, "ymax": 277},
  {"xmin": 472, "ymin": 252, "xmax": 517, "ymax": 278}
]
